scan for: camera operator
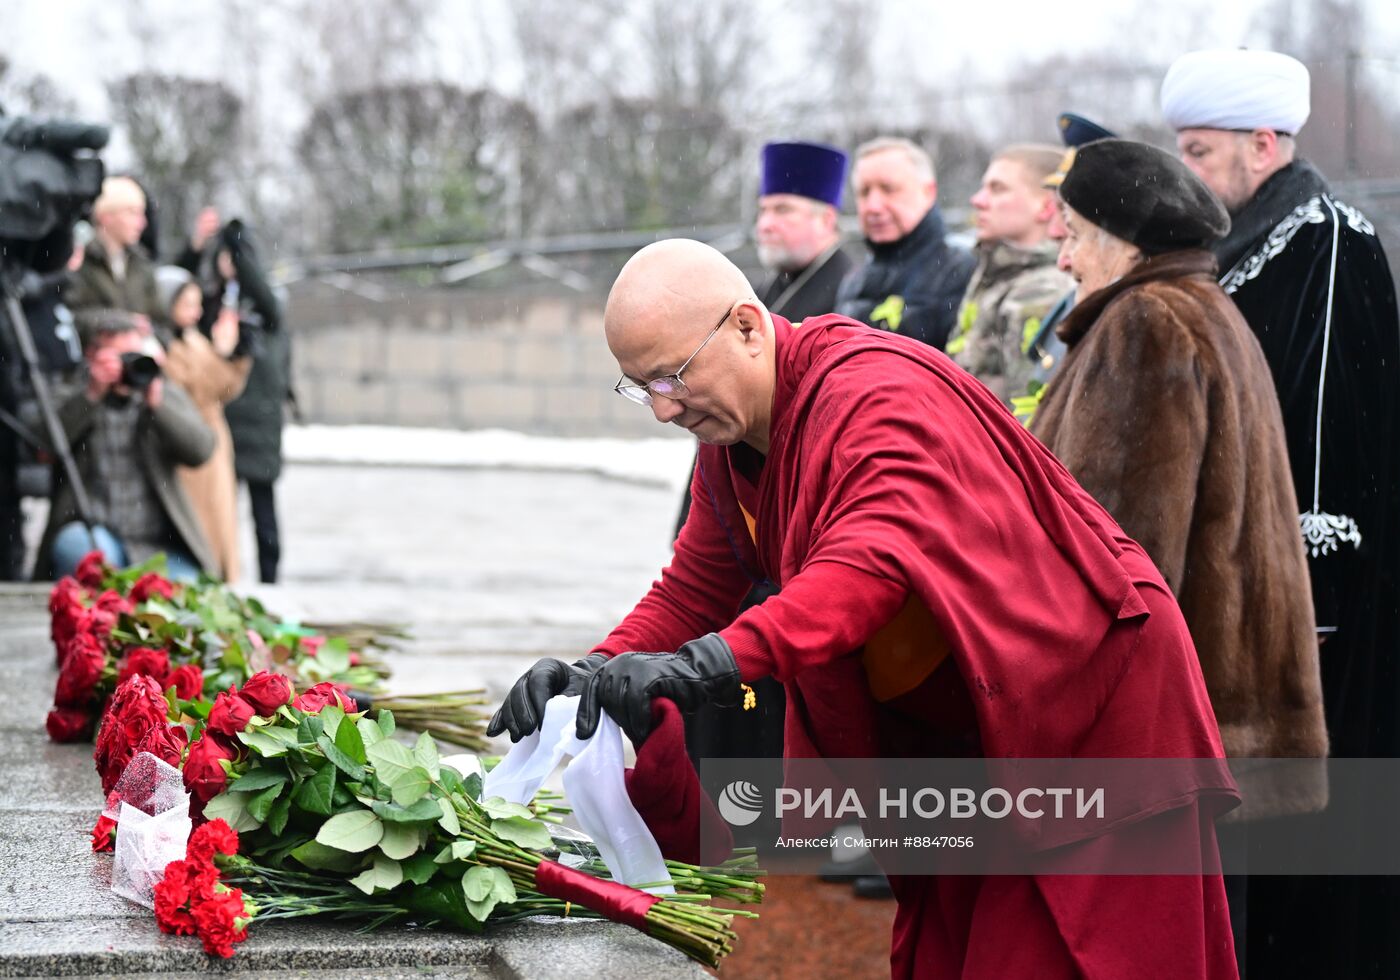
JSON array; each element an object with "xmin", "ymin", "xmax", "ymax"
[
  {"xmin": 178, "ymin": 208, "xmax": 288, "ymax": 583},
  {"xmin": 29, "ymin": 309, "xmax": 216, "ymax": 581},
  {"xmin": 65, "ymin": 176, "xmax": 162, "ymax": 323},
  {"xmin": 0, "ymin": 234, "xmax": 85, "ymax": 579}
]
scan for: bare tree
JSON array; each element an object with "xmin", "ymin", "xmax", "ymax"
[
  {"xmin": 296, "ymin": 81, "xmax": 539, "ymax": 250},
  {"xmin": 0, "ymin": 56, "xmax": 77, "ymax": 117},
  {"xmin": 106, "ymin": 73, "xmax": 243, "ymax": 256}
]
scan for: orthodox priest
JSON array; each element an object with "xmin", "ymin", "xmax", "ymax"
[
  {"xmin": 1164, "ymin": 48, "xmax": 1400, "ymax": 979},
  {"xmin": 491, "ymin": 239, "xmax": 1240, "ymax": 978}
]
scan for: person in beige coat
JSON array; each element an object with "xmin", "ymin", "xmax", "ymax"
[{"xmin": 156, "ymin": 267, "xmax": 251, "ymax": 582}]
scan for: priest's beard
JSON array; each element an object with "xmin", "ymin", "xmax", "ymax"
[{"xmin": 757, "ymin": 243, "xmax": 810, "ymax": 274}]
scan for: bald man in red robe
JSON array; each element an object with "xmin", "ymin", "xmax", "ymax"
[{"xmin": 490, "ymin": 240, "xmax": 1239, "ymax": 978}]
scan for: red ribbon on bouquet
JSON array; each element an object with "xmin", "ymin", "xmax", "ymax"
[{"xmin": 534, "ymin": 860, "xmax": 661, "ymax": 931}]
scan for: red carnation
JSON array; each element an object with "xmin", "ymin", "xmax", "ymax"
[
  {"xmin": 133, "ymin": 721, "xmax": 188, "ymax": 770},
  {"xmin": 184, "ymin": 734, "xmax": 238, "ymax": 803},
  {"xmin": 94, "ymin": 675, "xmax": 172, "ymax": 794},
  {"xmin": 206, "ymin": 688, "xmax": 256, "ymax": 737},
  {"xmin": 154, "ymin": 858, "xmax": 218, "ymax": 937},
  {"xmin": 91, "ymin": 813, "xmax": 117, "ymax": 852},
  {"xmin": 46, "ymin": 706, "xmax": 95, "ymax": 742},
  {"xmin": 118, "ymin": 647, "xmax": 170, "ymax": 685},
  {"xmin": 54, "ymin": 632, "xmax": 107, "ymax": 708},
  {"xmin": 163, "ymin": 664, "xmax": 204, "ymax": 700},
  {"xmin": 129, "ymin": 572, "xmax": 175, "ymax": 604},
  {"xmin": 292, "ymin": 682, "xmax": 357, "ymax": 714},
  {"xmin": 238, "ymin": 671, "xmax": 292, "ymax": 716},
  {"xmin": 188, "ymin": 818, "xmax": 239, "ymax": 863},
  {"xmin": 192, "ymin": 885, "xmax": 251, "ymax": 958},
  {"xmin": 75, "ymin": 550, "xmax": 107, "ymax": 588}
]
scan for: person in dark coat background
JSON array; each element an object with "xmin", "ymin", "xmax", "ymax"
[
  {"xmin": 682, "ymin": 140, "xmax": 854, "ymax": 850},
  {"xmin": 1163, "ymin": 47, "xmax": 1400, "ymax": 980},
  {"xmin": 178, "ymin": 208, "xmax": 289, "ymax": 583},
  {"xmin": 835, "ymin": 136, "xmax": 974, "ymax": 349}
]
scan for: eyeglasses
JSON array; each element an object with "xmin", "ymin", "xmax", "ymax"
[{"xmin": 612, "ymin": 303, "xmax": 735, "ymax": 406}]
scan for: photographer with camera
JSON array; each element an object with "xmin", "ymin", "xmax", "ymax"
[
  {"xmin": 178, "ymin": 207, "xmax": 288, "ymax": 583},
  {"xmin": 30, "ymin": 308, "xmax": 215, "ymax": 581}
]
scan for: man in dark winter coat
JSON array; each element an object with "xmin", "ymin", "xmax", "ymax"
[
  {"xmin": 178, "ymin": 208, "xmax": 289, "ymax": 583},
  {"xmin": 65, "ymin": 177, "xmax": 163, "ymax": 324},
  {"xmin": 835, "ymin": 137, "xmax": 975, "ymax": 349},
  {"xmin": 1163, "ymin": 47, "xmax": 1400, "ymax": 980}
]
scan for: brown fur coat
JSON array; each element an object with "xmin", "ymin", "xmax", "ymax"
[{"xmin": 1031, "ymin": 250, "xmax": 1326, "ymax": 816}]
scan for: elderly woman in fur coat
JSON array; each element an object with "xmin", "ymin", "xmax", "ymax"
[{"xmin": 1030, "ymin": 140, "xmax": 1326, "ymax": 816}]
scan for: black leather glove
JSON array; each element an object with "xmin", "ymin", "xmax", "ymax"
[
  {"xmin": 575, "ymin": 633, "xmax": 741, "ymax": 745},
  {"xmin": 487, "ymin": 653, "xmax": 608, "ymax": 742}
]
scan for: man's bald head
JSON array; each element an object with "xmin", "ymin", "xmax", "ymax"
[{"xmin": 604, "ymin": 239, "xmax": 777, "ymax": 451}]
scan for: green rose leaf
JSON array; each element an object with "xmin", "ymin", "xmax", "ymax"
[
  {"xmin": 315, "ymin": 809, "xmax": 384, "ymax": 852},
  {"xmin": 350, "ymin": 854, "xmax": 403, "ymax": 895},
  {"xmin": 203, "ymin": 791, "xmax": 262, "ymax": 833},
  {"xmin": 433, "ymin": 839, "xmax": 477, "ymax": 865},
  {"xmin": 366, "ymin": 738, "xmax": 416, "ymax": 787},
  {"xmin": 316, "ymin": 640, "xmax": 351, "ymax": 675},
  {"xmin": 437, "ymin": 797, "xmax": 461, "ymax": 835},
  {"xmin": 377, "ymin": 709, "xmax": 396, "ymax": 736},
  {"xmin": 316, "ymin": 734, "xmax": 368, "ymax": 782},
  {"xmin": 481, "ymin": 797, "xmax": 533, "ymax": 821},
  {"xmin": 391, "ymin": 766, "xmax": 432, "ymax": 807},
  {"xmin": 228, "ymin": 768, "xmax": 287, "ymax": 794},
  {"xmin": 462, "ymin": 864, "xmax": 496, "ymax": 902},
  {"xmin": 266, "ymin": 794, "xmax": 292, "ymax": 837},
  {"xmin": 295, "ymin": 714, "xmax": 324, "ymax": 746},
  {"xmin": 463, "ymin": 773, "xmax": 483, "ymax": 801},
  {"xmin": 357, "ymin": 716, "xmax": 384, "ymax": 748},
  {"xmin": 335, "ymin": 713, "xmax": 369, "ymax": 766},
  {"xmin": 293, "ymin": 762, "xmax": 337, "ymax": 817},
  {"xmin": 401, "ymin": 852, "xmax": 438, "ymax": 885},
  {"xmin": 245, "ymin": 782, "xmax": 284, "ymax": 823},
  {"xmin": 378, "ymin": 821, "xmax": 421, "ymax": 860},
  {"xmin": 490, "ymin": 815, "xmax": 552, "ymax": 850},
  {"xmin": 291, "ymin": 838, "xmax": 366, "ymax": 873},
  {"xmin": 370, "ymin": 797, "xmax": 442, "ymax": 823},
  {"xmin": 237, "ymin": 729, "xmax": 288, "ymax": 758},
  {"xmin": 319, "ymin": 704, "xmax": 345, "ymax": 739},
  {"xmin": 413, "ymin": 731, "xmax": 441, "ymax": 779}
]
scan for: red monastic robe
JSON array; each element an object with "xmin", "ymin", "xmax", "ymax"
[{"xmin": 596, "ymin": 315, "xmax": 1239, "ymax": 978}]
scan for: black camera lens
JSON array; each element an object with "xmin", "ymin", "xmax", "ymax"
[{"xmin": 118, "ymin": 352, "xmax": 161, "ymax": 390}]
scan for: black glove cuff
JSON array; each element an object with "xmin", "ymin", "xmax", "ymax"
[
  {"xmin": 572, "ymin": 652, "xmax": 610, "ymax": 672},
  {"xmin": 676, "ymin": 633, "xmax": 742, "ymax": 707}
]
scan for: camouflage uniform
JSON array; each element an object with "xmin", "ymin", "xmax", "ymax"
[{"xmin": 946, "ymin": 241, "xmax": 1070, "ymax": 408}]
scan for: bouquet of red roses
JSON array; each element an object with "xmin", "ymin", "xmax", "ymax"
[
  {"xmin": 99, "ymin": 671, "xmax": 762, "ymax": 967},
  {"xmin": 48, "ymin": 552, "xmax": 489, "ymax": 751}
]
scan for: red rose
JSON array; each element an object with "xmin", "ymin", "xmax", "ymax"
[
  {"xmin": 49, "ymin": 578, "xmax": 86, "ymax": 658},
  {"xmin": 54, "ymin": 632, "xmax": 107, "ymax": 708},
  {"xmin": 118, "ymin": 647, "xmax": 170, "ymax": 685},
  {"xmin": 49, "ymin": 576, "xmax": 83, "ymax": 614},
  {"xmin": 75, "ymin": 550, "xmax": 107, "ymax": 589},
  {"xmin": 46, "ymin": 706, "xmax": 95, "ymax": 742},
  {"xmin": 192, "ymin": 885, "xmax": 251, "ymax": 958},
  {"xmin": 163, "ymin": 664, "xmax": 205, "ymax": 700},
  {"xmin": 206, "ymin": 688, "xmax": 256, "ymax": 737},
  {"xmin": 92, "ymin": 589, "xmax": 131, "ymax": 617},
  {"xmin": 184, "ymin": 734, "xmax": 238, "ymax": 803},
  {"xmin": 134, "ymin": 721, "xmax": 188, "ymax": 770},
  {"xmin": 95, "ymin": 675, "xmax": 172, "ymax": 794},
  {"xmin": 292, "ymin": 682, "xmax": 357, "ymax": 714},
  {"xmin": 129, "ymin": 572, "xmax": 175, "ymax": 604},
  {"xmin": 188, "ymin": 818, "xmax": 239, "ymax": 863},
  {"xmin": 238, "ymin": 671, "xmax": 292, "ymax": 716},
  {"xmin": 91, "ymin": 813, "xmax": 117, "ymax": 852},
  {"xmin": 300, "ymin": 635, "xmax": 325, "ymax": 657}
]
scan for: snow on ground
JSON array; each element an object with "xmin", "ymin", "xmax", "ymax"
[{"xmin": 284, "ymin": 425, "xmax": 696, "ymax": 494}]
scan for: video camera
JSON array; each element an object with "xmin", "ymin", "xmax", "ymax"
[{"xmin": 0, "ymin": 114, "xmax": 109, "ymax": 262}]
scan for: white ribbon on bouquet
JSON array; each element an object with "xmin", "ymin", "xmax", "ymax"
[{"xmin": 482, "ymin": 695, "xmax": 674, "ymax": 894}]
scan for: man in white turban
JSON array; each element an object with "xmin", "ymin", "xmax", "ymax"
[{"xmin": 1163, "ymin": 46, "xmax": 1400, "ymax": 980}]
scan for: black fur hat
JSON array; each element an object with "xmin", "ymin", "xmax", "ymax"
[{"xmin": 1059, "ymin": 139, "xmax": 1230, "ymax": 255}]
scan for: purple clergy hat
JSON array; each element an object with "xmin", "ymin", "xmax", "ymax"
[{"xmin": 759, "ymin": 141, "xmax": 848, "ymax": 209}]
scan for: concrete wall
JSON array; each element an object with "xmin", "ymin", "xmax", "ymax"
[{"xmin": 286, "ymin": 279, "xmax": 679, "ymax": 438}]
